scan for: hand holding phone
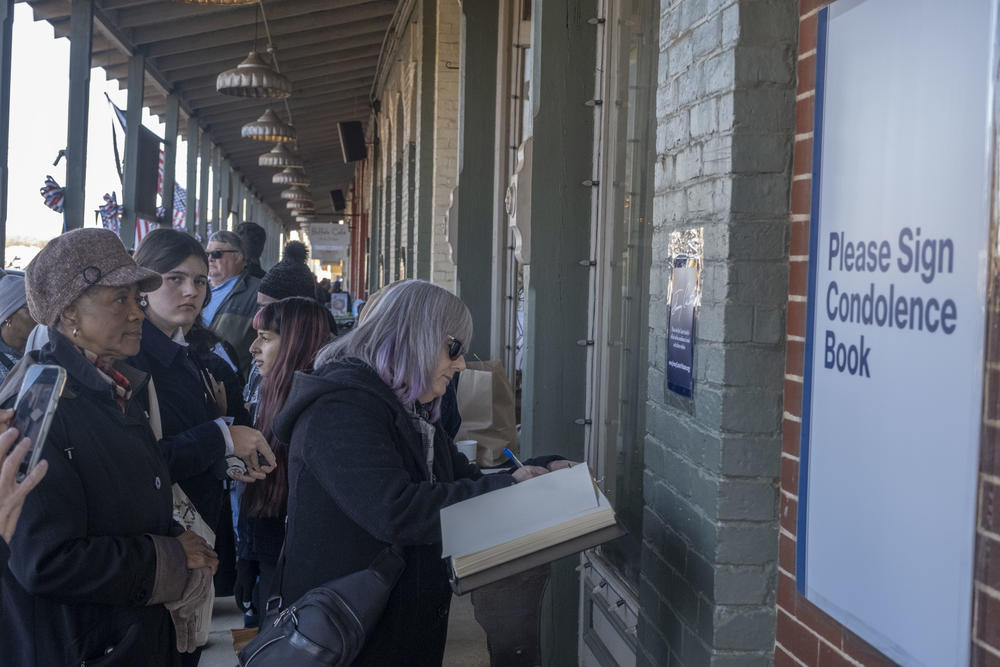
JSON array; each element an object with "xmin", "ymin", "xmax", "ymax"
[
  {"xmin": 13, "ymin": 365, "xmax": 66, "ymax": 481},
  {"xmin": 0, "ymin": 425, "xmax": 47, "ymax": 542}
]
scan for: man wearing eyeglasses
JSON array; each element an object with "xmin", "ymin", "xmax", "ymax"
[{"xmin": 204, "ymin": 230, "xmax": 262, "ymax": 380}]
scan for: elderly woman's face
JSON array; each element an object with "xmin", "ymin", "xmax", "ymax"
[
  {"xmin": 417, "ymin": 337, "xmax": 466, "ymax": 404},
  {"xmin": 63, "ymin": 285, "xmax": 145, "ymax": 361}
]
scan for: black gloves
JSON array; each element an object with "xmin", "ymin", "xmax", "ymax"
[{"xmin": 233, "ymin": 559, "xmax": 260, "ymax": 612}]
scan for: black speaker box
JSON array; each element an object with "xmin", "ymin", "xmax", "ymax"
[
  {"xmin": 338, "ymin": 121, "xmax": 367, "ymax": 163},
  {"xmin": 135, "ymin": 127, "xmax": 161, "ymax": 219},
  {"xmin": 330, "ymin": 189, "xmax": 346, "ymax": 211}
]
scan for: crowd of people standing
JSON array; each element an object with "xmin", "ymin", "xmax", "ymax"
[{"xmin": 0, "ymin": 222, "xmax": 562, "ymax": 666}]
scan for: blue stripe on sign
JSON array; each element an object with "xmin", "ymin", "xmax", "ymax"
[{"xmin": 796, "ymin": 5, "xmax": 829, "ymax": 596}]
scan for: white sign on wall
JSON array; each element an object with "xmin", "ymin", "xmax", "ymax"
[
  {"xmin": 801, "ymin": 1, "xmax": 995, "ymax": 665},
  {"xmin": 308, "ymin": 223, "xmax": 350, "ymax": 262}
]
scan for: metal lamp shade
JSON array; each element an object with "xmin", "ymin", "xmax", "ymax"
[
  {"xmin": 281, "ymin": 186, "xmax": 311, "ymax": 201},
  {"xmin": 273, "ymin": 167, "xmax": 309, "ymax": 186},
  {"xmin": 286, "ymin": 200, "xmax": 315, "ymax": 211},
  {"xmin": 242, "ymin": 108, "xmax": 295, "ymax": 143},
  {"xmin": 258, "ymin": 143, "xmax": 303, "ymax": 168},
  {"xmin": 217, "ymin": 52, "xmax": 292, "ymax": 99}
]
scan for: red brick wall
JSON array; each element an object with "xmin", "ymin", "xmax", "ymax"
[{"xmin": 973, "ymin": 202, "xmax": 1000, "ymax": 661}]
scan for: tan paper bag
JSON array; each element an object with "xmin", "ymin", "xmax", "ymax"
[{"xmin": 455, "ymin": 360, "xmax": 518, "ymax": 466}]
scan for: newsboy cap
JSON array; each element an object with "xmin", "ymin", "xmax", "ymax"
[{"xmin": 25, "ymin": 228, "xmax": 163, "ymax": 327}]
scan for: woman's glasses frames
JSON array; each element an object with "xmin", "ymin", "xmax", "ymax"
[{"xmin": 447, "ymin": 336, "xmax": 465, "ymax": 360}]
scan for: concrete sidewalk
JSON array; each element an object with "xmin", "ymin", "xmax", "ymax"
[{"xmin": 200, "ymin": 595, "xmax": 490, "ymax": 666}]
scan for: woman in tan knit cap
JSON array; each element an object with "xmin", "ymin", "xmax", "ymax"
[{"xmin": 0, "ymin": 228, "xmax": 216, "ymax": 666}]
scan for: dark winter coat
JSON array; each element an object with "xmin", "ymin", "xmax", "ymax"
[
  {"xmin": 208, "ymin": 271, "xmax": 261, "ymax": 380},
  {"xmin": 273, "ymin": 358, "xmax": 516, "ymax": 666},
  {"xmin": 130, "ymin": 319, "xmax": 250, "ymax": 525},
  {"xmin": 0, "ymin": 329, "xmax": 187, "ymax": 666}
]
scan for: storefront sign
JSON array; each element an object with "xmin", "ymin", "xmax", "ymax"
[
  {"xmin": 799, "ymin": 1, "xmax": 994, "ymax": 665},
  {"xmin": 666, "ymin": 264, "xmax": 697, "ymax": 396},
  {"xmin": 308, "ymin": 223, "xmax": 349, "ymax": 262}
]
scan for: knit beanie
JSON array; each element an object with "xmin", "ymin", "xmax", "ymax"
[
  {"xmin": 0, "ymin": 270, "xmax": 26, "ymax": 324},
  {"xmin": 259, "ymin": 241, "xmax": 316, "ymax": 301}
]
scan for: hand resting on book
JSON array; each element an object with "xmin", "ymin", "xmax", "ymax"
[{"xmin": 512, "ymin": 465, "xmax": 549, "ymax": 482}]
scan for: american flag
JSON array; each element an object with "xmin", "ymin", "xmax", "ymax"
[
  {"xmin": 40, "ymin": 175, "xmax": 65, "ymax": 213},
  {"xmin": 99, "ymin": 192, "xmax": 123, "ymax": 235},
  {"xmin": 108, "ymin": 99, "xmax": 194, "ymax": 242}
]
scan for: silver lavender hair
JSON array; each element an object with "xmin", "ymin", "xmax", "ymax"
[{"xmin": 315, "ymin": 279, "xmax": 472, "ymax": 416}]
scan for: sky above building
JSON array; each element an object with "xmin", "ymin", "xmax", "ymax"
[{"xmin": 6, "ymin": 4, "xmax": 190, "ymax": 247}]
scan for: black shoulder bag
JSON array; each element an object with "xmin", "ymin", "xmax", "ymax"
[{"xmin": 237, "ymin": 545, "xmax": 405, "ymax": 666}]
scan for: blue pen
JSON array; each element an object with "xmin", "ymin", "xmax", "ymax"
[{"xmin": 504, "ymin": 448, "xmax": 524, "ymax": 468}]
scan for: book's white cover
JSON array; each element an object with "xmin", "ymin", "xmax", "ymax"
[{"xmin": 440, "ymin": 464, "xmax": 607, "ymax": 559}]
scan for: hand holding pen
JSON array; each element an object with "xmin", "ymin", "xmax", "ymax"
[{"xmin": 504, "ymin": 448, "xmax": 549, "ymax": 483}]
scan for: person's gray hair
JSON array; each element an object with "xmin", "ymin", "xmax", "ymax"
[
  {"xmin": 209, "ymin": 230, "xmax": 244, "ymax": 254},
  {"xmin": 316, "ymin": 279, "xmax": 472, "ymax": 410}
]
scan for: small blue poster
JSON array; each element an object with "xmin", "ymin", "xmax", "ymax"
[{"xmin": 666, "ymin": 264, "xmax": 697, "ymax": 396}]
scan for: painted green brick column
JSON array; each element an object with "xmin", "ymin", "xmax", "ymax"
[
  {"xmin": 519, "ymin": 0, "xmax": 596, "ymax": 664},
  {"xmin": 455, "ymin": 0, "xmax": 498, "ymax": 358}
]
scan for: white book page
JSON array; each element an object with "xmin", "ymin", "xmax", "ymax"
[{"xmin": 441, "ymin": 464, "xmax": 602, "ymax": 558}]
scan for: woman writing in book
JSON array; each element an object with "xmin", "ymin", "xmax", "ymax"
[{"xmin": 274, "ymin": 279, "xmax": 550, "ymax": 666}]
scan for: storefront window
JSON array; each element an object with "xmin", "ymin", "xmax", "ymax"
[{"xmin": 592, "ymin": 0, "xmax": 657, "ymax": 588}]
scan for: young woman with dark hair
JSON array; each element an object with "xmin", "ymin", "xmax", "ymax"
[
  {"xmin": 234, "ymin": 296, "xmax": 332, "ymax": 622},
  {"xmin": 130, "ymin": 229, "xmax": 277, "ymax": 663}
]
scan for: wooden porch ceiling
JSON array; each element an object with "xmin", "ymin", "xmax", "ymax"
[{"xmin": 20, "ymin": 0, "xmax": 395, "ymax": 226}]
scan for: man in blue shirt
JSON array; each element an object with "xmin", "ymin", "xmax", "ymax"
[{"xmin": 205, "ymin": 231, "xmax": 261, "ymax": 380}]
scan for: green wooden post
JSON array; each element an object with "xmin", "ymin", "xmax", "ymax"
[
  {"xmin": 185, "ymin": 120, "xmax": 198, "ymax": 236},
  {"xmin": 161, "ymin": 95, "xmax": 179, "ymax": 228},
  {"xmin": 64, "ymin": 0, "xmax": 93, "ymax": 230},
  {"xmin": 454, "ymin": 0, "xmax": 499, "ymax": 359},
  {"xmin": 120, "ymin": 52, "xmax": 144, "ymax": 250},
  {"xmin": 0, "ymin": 0, "xmax": 13, "ymax": 262}
]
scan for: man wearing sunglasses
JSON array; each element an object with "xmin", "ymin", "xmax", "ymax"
[{"xmin": 203, "ymin": 230, "xmax": 262, "ymax": 380}]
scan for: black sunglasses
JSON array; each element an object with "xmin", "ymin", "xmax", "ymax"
[
  {"xmin": 447, "ymin": 336, "xmax": 465, "ymax": 360},
  {"xmin": 207, "ymin": 249, "xmax": 240, "ymax": 260}
]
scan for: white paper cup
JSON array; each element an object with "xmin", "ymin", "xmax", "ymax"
[{"xmin": 456, "ymin": 439, "xmax": 478, "ymax": 462}]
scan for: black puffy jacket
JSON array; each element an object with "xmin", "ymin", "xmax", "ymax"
[
  {"xmin": 0, "ymin": 329, "xmax": 185, "ymax": 666},
  {"xmin": 274, "ymin": 358, "xmax": 515, "ymax": 666}
]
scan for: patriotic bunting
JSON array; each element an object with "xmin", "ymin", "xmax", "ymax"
[
  {"xmin": 98, "ymin": 192, "xmax": 124, "ymax": 235},
  {"xmin": 40, "ymin": 176, "xmax": 65, "ymax": 213}
]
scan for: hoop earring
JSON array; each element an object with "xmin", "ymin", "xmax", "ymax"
[{"xmin": 72, "ymin": 327, "xmax": 79, "ymax": 337}]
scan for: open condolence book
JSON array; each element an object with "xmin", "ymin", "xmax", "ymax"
[{"xmin": 440, "ymin": 464, "xmax": 624, "ymax": 593}]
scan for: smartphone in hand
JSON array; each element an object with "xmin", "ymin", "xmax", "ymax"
[{"xmin": 14, "ymin": 365, "xmax": 66, "ymax": 480}]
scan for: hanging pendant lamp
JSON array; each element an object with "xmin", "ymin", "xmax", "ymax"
[
  {"xmin": 272, "ymin": 167, "xmax": 309, "ymax": 186},
  {"xmin": 242, "ymin": 108, "xmax": 295, "ymax": 143},
  {"xmin": 287, "ymin": 200, "xmax": 315, "ymax": 211},
  {"xmin": 217, "ymin": 51, "xmax": 292, "ymax": 99},
  {"xmin": 178, "ymin": 0, "xmax": 257, "ymax": 4},
  {"xmin": 258, "ymin": 143, "xmax": 303, "ymax": 169},
  {"xmin": 281, "ymin": 186, "xmax": 311, "ymax": 202}
]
